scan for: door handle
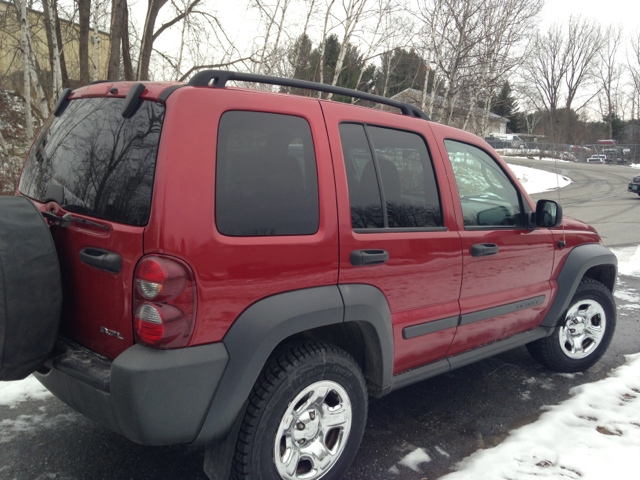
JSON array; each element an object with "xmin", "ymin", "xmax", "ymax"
[
  {"xmin": 79, "ymin": 247, "xmax": 122, "ymax": 274},
  {"xmin": 350, "ymin": 249, "xmax": 389, "ymax": 266},
  {"xmin": 470, "ymin": 243, "xmax": 499, "ymax": 257}
]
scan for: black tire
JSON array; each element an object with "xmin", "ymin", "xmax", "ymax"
[
  {"xmin": 231, "ymin": 341, "xmax": 368, "ymax": 480},
  {"xmin": 0, "ymin": 196, "xmax": 62, "ymax": 381},
  {"xmin": 527, "ymin": 278, "xmax": 616, "ymax": 372}
]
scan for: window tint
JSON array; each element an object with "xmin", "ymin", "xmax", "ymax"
[
  {"xmin": 367, "ymin": 126, "xmax": 442, "ymax": 228},
  {"xmin": 215, "ymin": 111, "xmax": 319, "ymax": 236},
  {"xmin": 18, "ymin": 98, "xmax": 165, "ymax": 226},
  {"xmin": 444, "ymin": 140, "xmax": 524, "ymax": 228},
  {"xmin": 338, "ymin": 123, "xmax": 442, "ymax": 230},
  {"xmin": 338, "ymin": 124, "xmax": 383, "ymax": 228}
]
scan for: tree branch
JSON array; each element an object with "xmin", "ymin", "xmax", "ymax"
[
  {"xmin": 152, "ymin": 0, "xmax": 202, "ymax": 42},
  {"xmin": 178, "ymin": 57, "xmax": 256, "ymax": 82}
]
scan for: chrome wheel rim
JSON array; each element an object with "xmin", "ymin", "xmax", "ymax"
[
  {"xmin": 274, "ymin": 380, "xmax": 352, "ymax": 480},
  {"xmin": 559, "ymin": 299, "xmax": 606, "ymax": 359}
]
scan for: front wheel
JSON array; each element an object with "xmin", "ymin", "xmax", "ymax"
[
  {"xmin": 232, "ymin": 342, "xmax": 368, "ymax": 480},
  {"xmin": 527, "ymin": 278, "xmax": 616, "ymax": 372}
]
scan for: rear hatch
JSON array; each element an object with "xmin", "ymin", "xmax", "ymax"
[{"xmin": 18, "ymin": 96, "xmax": 165, "ymax": 359}]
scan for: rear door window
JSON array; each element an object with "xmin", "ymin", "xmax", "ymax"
[
  {"xmin": 338, "ymin": 123, "xmax": 443, "ymax": 230},
  {"xmin": 19, "ymin": 98, "xmax": 165, "ymax": 226},
  {"xmin": 215, "ymin": 111, "xmax": 319, "ymax": 236}
]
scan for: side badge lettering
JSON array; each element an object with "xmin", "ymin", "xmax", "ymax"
[{"xmin": 100, "ymin": 326, "xmax": 124, "ymax": 340}]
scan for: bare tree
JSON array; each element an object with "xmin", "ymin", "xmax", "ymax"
[
  {"xmin": 107, "ymin": 0, "xmax": 125, "ymax": 79},
  {"xmin": 18, "ymin": 0, "xmax": 33, "ymax": 140},
  {"xmin": 318, "ymin": 0, "xmax": 337, "ymax": 94},
  {"xmin": 42, "ymin": 0, "xmax": 64, "ymax": 98},
  {"xmin": 326, "ymin": 0, "xmax": 370, "ymax": 100},
  {"xmin": 564, "ymin": 15, "xmax": 603, "ymax": 112},
  {"xmin": 289, "ymin": 0, "xmax": 317, "ymax": 81},
  {"xmin": 136, "ymin": 0, "xmax": 203, "ymax": 80},
  {"xmin": 78, "ymin": 0, "xmax": 91, "ymax": 85},
  {"xmin": 597, "ymin": 25, "xmax": 623, "ymax": 139}
]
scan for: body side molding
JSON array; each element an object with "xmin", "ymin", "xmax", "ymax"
[
  {"xmin": 460, "ymin": 296, "xmax": 546, "ymax": 326},
  {"xmin": 540, "ymin": 243, "xmax": 617, "ymax": 328},
  {"xmin": 403, "ymin": 316, "xmax": 459, "ymax": 339}
]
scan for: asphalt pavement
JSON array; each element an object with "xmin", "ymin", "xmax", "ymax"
[{"xmin": 1, "ymin": 160, "xmax": 639, "ymax": 480}]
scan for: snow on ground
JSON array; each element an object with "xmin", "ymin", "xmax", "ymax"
[
  {"xmin": 630, "ymin": 164, "xmax": 640, "ymax": 169},
  {"xmin": 438, "ymin": 353, "xmax": 640, "ymax": 480},
  {"xmin": 611, "ymin": 245, "xmax": 640, "ymax": 278},
  {"xmin": 507, "ymin": 163, "xmax": 572, "ymax": 195},
  {"xmin": 610, "ymin": 245, "xmax": 640, "ymax": 311},
  {"xmin": 388, "ymin": 446, "xmax": 433, "ymax": 475},
  {"xmin": 0, "ymin": 376, "xmax": 51, "ymax": 408},
  {"xmin": 503, "ymin": 154, "xmax": 571, "ymax": 163}
]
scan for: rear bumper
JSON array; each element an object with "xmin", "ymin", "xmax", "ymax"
[{"xmin": 34, "ymin": 337, "xmax": 229, "ymax": 446}]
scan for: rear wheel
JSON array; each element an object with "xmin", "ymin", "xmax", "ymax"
[
  {"xmin": 232, "ymin": 341, "xmax": 367, "ymax": 480},
  {"xmin": 527, "ymin": 278, "xmax": 616, "ymax": 372}
]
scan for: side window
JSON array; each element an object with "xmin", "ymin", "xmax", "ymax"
[
  {"xmin": 215, "ymin": 111, "xmax": 319, "ymax": 236},
  {"xmin": 338, "ymin": 124, "xmax": 383, "ymax": 228},
  {"xmin": 444, "ymin": 140, "xmax": 524, "ymax": 228},
  {"xmin": 367, "ymin": 126, "xmax": 442, "ymax": 228},
  {"xmin": 338, "ymin": 123, "xmax": 443, "ymax": 230}
]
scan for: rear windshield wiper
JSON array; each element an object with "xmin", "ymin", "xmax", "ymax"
[{"xmin": 42, "ymin": 211, "xmax": 109, "ymax": 230}]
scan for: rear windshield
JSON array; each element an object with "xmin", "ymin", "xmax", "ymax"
[{"xmin": 19, "ymin": 98, "xmax": 165, "ymax": 226}]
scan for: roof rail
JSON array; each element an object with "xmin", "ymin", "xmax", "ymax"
[{"xmin": 187, "ymin": 70, "xmax": 431, "ymax": 121}]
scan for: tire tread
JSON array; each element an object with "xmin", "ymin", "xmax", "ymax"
[{"xmin": 231, "ymin": 341, "xmax": 367, "ymax": 480}]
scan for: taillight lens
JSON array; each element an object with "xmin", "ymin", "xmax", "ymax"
[{"xmin": 133, "ymin": 256, "xmax": 196, "ymax": 348}]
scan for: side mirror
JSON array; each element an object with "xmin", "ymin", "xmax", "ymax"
[{"xmin": 535, "ymin": 200, "xmax": 563, "ymax": 228}]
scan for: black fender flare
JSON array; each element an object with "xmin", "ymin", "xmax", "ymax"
[
  {"xmin": 540, "ymin": 243, "xmax": 617, "ymax": 328},
  {"xmin": 193, "ymin": 284, "xmax": 394, "ymax": 445}
]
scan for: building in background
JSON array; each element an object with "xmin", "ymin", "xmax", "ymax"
[
  {"xmin": 389, "ymin": 88, "xmax": 509, "ymax": 136},
  {"xmin": 0, "ymin": 0, "xmax": 110, "ymax": 94}
]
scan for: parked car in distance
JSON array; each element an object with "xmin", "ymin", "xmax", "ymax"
[
  {"xmin": 629, "ymin": 175, "xmax": 640, "ymax": 196},
  {"xmin": 587, "ymin": 155, "xmax": 607, "ymax": 164},
  {"xmin": 485, "ymin": 133, "xmax": 526, "ymax": 148},
  {"xmin": 0, "ymin": 71, "xmax": 619, "ymax": 480}
]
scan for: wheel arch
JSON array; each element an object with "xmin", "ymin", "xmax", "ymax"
[
  {"xmin": 540, "ymin": 243, "xmax": 617, "ymax": 328},
  {"xmin": 193, "ymin": 284, "xmax": 394, "ymax": 445}
]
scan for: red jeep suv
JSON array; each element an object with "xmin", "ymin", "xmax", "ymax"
[{"xmin": 0, "ymin": 71, "xmax": 617, "ymax": 480}]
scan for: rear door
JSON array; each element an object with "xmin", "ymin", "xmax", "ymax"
[
  {"xmin": 18, "ymin": 97, "xmax": 165, "ymax": 359},
  {"xmin": 321, "ymin": 102, "xmax": 462, "ymax": 375}
]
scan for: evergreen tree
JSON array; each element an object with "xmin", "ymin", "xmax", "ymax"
[
  {"xmin": 491, "ymin": 82, "xmax": 520, "ymax": 132},
  {"xmin": 288, "ymin": 34, "xmax": 375, "ymax": 102}
]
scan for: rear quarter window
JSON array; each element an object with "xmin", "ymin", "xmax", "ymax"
[{"xmin": 215, "ymin": 111, "xmax": 319, "ymax": 236}]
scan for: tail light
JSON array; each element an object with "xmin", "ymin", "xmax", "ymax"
[{"xmin": 133, "ymin": 256, "xmax": 196, "ymax": 348}]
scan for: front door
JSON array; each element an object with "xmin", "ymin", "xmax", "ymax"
[{"xmin": 433, "ymin": 134, "xmax": 555, "ymax": 356}]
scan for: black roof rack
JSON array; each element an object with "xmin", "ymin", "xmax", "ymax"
[{"xmin": 187, "ymin": 70, "xmax": 430, "ymax": 121}]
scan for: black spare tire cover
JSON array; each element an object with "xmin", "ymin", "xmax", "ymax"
[{"xmin": 0, "ymin": 196, "xmax": 62, "ymax": 380}]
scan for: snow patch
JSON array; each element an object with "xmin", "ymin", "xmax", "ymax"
[
  {"xmin": 398, "ymin": 447, "xmax": 431, "ymax": 472},
  {"xmin": 610, "ymin": 246, "xmax": 640, "ymax": 278},
  {"xmin": 507, "ymin": 164, "xmax": 572, "ymax": 194},
  {"xmin": 439, "ymin": 353, "xmax": 640, "ymax": 480},
  {"xmin": 435, "ymin": 445, "xmax": 450, "ymax": 457},
  {"xmin": 0, "ymin": 376, "xmax": 52, "ymax": 408},
  {"xmin": 630, "ymin": 164, "xmax": 640, "ymax": 169},
  {"xmin": 0, "ymin": 413, "xmax": 77, "ymax": 443}
]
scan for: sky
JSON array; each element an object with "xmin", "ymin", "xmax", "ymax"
[{"xmin": 540, "ymin": 0, "xmax": 640, "ymax": 33}]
